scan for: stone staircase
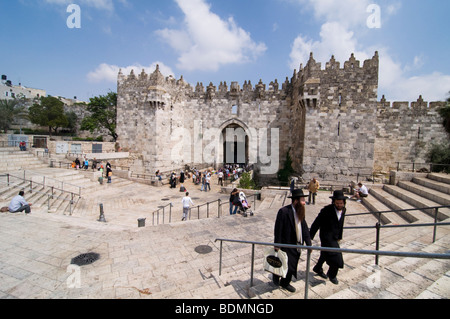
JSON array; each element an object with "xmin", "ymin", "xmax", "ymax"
[
  {"xmin": 0, "ymin": 147, "xmax": 49, "ymax": 172},
  {"xmin": 362, "ymin": 173, "xmax": 450, "ymax": 225},
  {"xmin": 0, "ymin": 147, "xmax": 137, "ymax": 216},
  {"xmin": 209, "ymin": 209, "xmax": 449, "ymax": 299}
]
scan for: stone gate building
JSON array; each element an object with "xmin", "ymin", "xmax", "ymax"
[{"xmin": 116, "ymin": 52, "xmax": 448, "ymax": 183}]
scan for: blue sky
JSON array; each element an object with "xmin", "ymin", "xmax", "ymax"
[{"xmin": 1, "ymin": 0, "xmax": 449, "ymax": 103}]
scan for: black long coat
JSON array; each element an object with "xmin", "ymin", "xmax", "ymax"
[
  {"xmin": 310, "ymin": 204, "xmax": 346, "ymax": 269},
  {"xmin": 274, "ymin": 205, "xmax": 312, "ymax": 278}
]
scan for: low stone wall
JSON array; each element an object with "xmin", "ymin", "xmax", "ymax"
[{"xmin": 389, "ymin": 170, "xmax": 428, "ymax": 185}]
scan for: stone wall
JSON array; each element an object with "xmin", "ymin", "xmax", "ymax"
[
  {"xmin": 116, "ymin": 53, "xmax": 447, "ymax": 184},
  {"xmin": 375, "ymin": 97, "xmax": 447, "ymax": 172},
  {"xmin": 117, "ymin": 66, "xmax": 291, "ymax": 176}
]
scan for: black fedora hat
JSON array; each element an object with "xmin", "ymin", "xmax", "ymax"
[
  {"xmin": 288, "ymin": 189, "xmax": 308, "ymax": 199},
  {"xmin": 329, "ymin": 190, "xmax": 348, "ymax": 200}
]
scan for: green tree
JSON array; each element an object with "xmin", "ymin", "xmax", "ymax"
[
  {"xmin": 28, "ymin": 96, "xmax": 68, "ymax": 135},
  {"xmin": 277, "ymin": 148, "xmax": 295, "ymax": 186},
  {"xmin": 81, "ymin": 92, "xmax": 118, "ymax": 141},
  {"xmin": 0, "ymin": 98, "xmax": 27, "ymax": 132},
  {"xmin": 439, "ymin": 92, "xmax": 450, "ymax": 135},
  {"xmin": 238, "ymin": 171, "xmax": 257, "ymax": 190},
  {"xmin": 65, "ymin": 111, "xmax": 78, "ymax": 134},
  {"xmin": 428, "ymin": 143, "xmax": 450, "ymax": 173}
]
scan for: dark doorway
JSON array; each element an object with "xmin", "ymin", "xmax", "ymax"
[{"xmin": 222, "ymin": 124, "xmax": 248, "ymax": 165}]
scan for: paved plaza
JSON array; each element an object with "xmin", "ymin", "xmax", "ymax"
[{"xmin": 0, "ymin": 172, "xmax": 449, "ymax": 300}]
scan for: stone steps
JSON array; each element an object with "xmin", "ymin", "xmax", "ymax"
[
  {"xmin": 362, "ymin": 173, "xmax": 450, "ymax": 224},
  {"xmin": 0, "ymin": 150, "xmax": 49, "ymax": 172},
  {"xmin": 363, "ymin": 188, "xmax": 409, "ymax": 225},
  {"xmin": 366, "ymin": 187, "xmax": 423, "ymax": 223},
  {"xmin": 384, "ymin": 184, "xmax": 450, "ymax": 222},
  {"xmin": 245, "ymin": 225, "xmax": 450, "ymax": 299}
]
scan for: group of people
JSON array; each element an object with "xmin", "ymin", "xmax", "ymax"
[
  {"xmin": 229, "ymin": 188, "xmax": 253, "ymax": 217},
  {"xmin": 272, "ymin": 180, "xmax": 370, "ymax": 292},
  {"xmin": 72, "ymin": 158, "xmax": 112, "ymax": 183},
  {"xmin": 273, "ymin": 188, "xmax": 347, "ymax": 292}
]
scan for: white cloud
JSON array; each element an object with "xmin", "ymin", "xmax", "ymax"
[
  {"xmin": 289, "ymin": 0, "xmax": 450, "ymax": 102},
  {"xmin": 44, "ymin": 0, "xmax": 115, "ymax": 11},
  {"xmin": 289, "ymin": 22, "xmax": 369, "ymax": 70},
  {"xmin": 155, "ymin": 0, "xmax": 267, "ymax": 71},
  {"xmin": 297, "ymin": 0, "xmax": 372, "ymax": 28},
  {"xmin": 87, "ymin": 62, "xmax": 175, "ymax": 83},
  {"xmin": 379, "ymin": 52, "xmax": 450, "ymax": 101}
]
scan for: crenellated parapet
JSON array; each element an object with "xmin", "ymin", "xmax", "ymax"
[
  {"xmin": 118, "ymin": 64, "xmax": 292, "ymax": 104},
  {"xmin": 377, "ymin": 95, "xmax": 446, "ymax": 118},
  {"xmin": 118, "ymin": 65, "xmax": 193, "ymax": 109},
  {"xmin": 292, "ymin": 52, "xmax": 379, "ymax": 111},
  {"xmin": 190, "ymin": 78, "xmax": 289, "ymax": 101}
]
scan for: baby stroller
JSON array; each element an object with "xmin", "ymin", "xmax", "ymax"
[{"xmin": 237, "ymin": 192, "xmax": 254, "ymax": 217}]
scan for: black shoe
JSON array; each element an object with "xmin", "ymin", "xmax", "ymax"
[
  {"xmin": 313, "ymin": 267, "xmax": 328, "ymax": 279},
  {"xmin": 329, "ymin": 277, "xmax": 339, "ymax": 285},
  {"xmin": 281, "ymin": 284, "xmax": 296, "ymax": 293}
]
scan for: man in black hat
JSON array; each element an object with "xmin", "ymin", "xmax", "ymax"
[
  {"xmin": 273, "ymin": 189, "xmax": 312, "ymax": 292},
  {"xmin": 310, "ymin": 190, "xmax": 348, "ymax": 284}
]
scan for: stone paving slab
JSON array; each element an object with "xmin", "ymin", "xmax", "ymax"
[{"xmin": 0, "ymin": 173, "xmax": 449, "ymax": 300}]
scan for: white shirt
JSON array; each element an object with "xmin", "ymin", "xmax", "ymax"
[
  {"xmin": 335, "ymin": 207, "xmax": 343, "ymax": 221},
  {"xmin": 9, "ymin": 195, "xmax": 28, "ymax": 212},
  {"xmin": 182, "ymin": 196, "xmax": 194, "ymax": 208},
  {"xmin": 291, "ymin": 205, "xmax": 302, "ymax": 244},
  {"xmin": 359, "ymin": 185, "xmax": 369, "ymax": 195}
]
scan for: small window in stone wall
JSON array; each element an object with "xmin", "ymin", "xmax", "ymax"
[
  {"xmin": 92, "ymin": 144, "xmax": 103, "ymax": 154},
  {"xmin": 231, "ymin": 105, "xmax": 238, "ymax": 115}
]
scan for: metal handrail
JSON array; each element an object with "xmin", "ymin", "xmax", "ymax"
[
  {"xmin": 396, "ymin": 161, "xmax": 450, "ymax": 173},
  {"xmin": 4, "ymin": 172, "xmax": 83, "ymax": 197},
  {"xmin": 346, "ymin": 205, "xmax": 450, "ymax": 243},
  {"xmin": 215, "ymin": 236, "xmax": 450, "ymax": 299},
  {"xmin": 0, "ymin": 179, "xmax": 80, "ymax": 215},
  {"xmin": 151, "ymin": 194, "xmax": 262, "ymax": 226},
  {"xmin": 152, "ymin": 202, "xmax": 173, "ymax": 225}
]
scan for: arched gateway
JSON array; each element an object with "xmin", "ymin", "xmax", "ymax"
[{"xmin": 220, "ymin": 120, "xmax": 251, "ymax": 166}]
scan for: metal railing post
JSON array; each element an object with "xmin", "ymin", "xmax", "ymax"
[
  {"xmin": 433, "ymin": 208, "xmax": 438, "ymax": 243},
  {"xmin": 218, "ymin": 199, "xmax": 221, "ymax": 218},
  {"xmin": 305, "ymin": 248, "xmax": 312, "ymax": 300},
  {"xmin": 375, "ymin": 223, "xmax": 381, "ymax": 265},
  {"xmin": 250, "ymin": 244, "xmax": 255, "ymax": 287},
  {"xmin": 219, "ymin": 240, "xmax": 223, "ymax": 276}
]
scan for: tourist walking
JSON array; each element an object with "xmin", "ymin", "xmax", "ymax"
[
  {"xmin": 229, "ymin": 188, "xmax": 239, "ymax": 215},
  {"xmin": 181, "ymin": 192, "xmax": 194, "ymax": 221},
  {"xmin": 273, "ymin": 189, "xmax": 311, "ymax": 292},
  {"xmin": 218, "ymin": 171, "xmax": 224, "ymax": 186},
  {"xmin": 205, "ymin": 172, "xmax": 211, "ymax": 191},
  {"xmin": 310, "ymin": 190, "xmax": 347, "ymax": 285},
  {"xmin": 106, "ymin": 162, "xmax": 112, "ymax": 183},
  {"xmin": 307, "ymin": 177, "xmax": 320, "ymax": 205}
]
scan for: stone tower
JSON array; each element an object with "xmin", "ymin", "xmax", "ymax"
[{"xmin": 290, "ymin": 52, "xmax": 380, "ymax": 182}]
